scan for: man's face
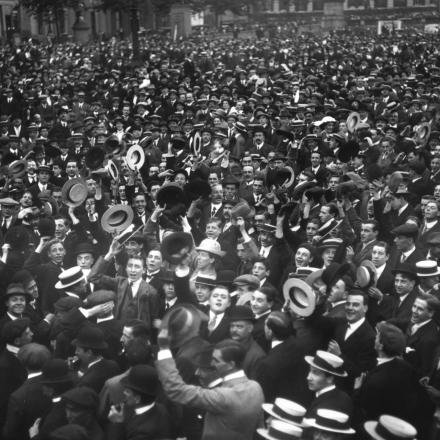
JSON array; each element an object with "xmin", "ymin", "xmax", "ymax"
[
  {"xmin": 254, "ymin": 132, "xmax": 265, "ymax": 144},
  {"xmin": 259, "ymin": 231, "xmax": 274, "ymax": 247},
  {"xmin": 394, "ymin": 274, "xmax": 415, "ymax": 296},
  {"xmin": 74, "ymin": 345, "xmax": 91, "ymax": 367},
  {"xmin": 77, "ymin": 252, "xmax": 94, "ymax": 270},
  {"xmin": 311, "ymin": 153, "xmax": 321, "ymax": 168},
  {"xmin": 197, "ymin": 251, "xmax": 213, "ymax": 269},
  {"xmin": 252, "ymin": 262, "xmax": 268, "ymax": 280},
  {"xmin": 371, "ymin": 245, "xmax": 388, "ymax": 268},
  {"xmin": 253, "ymin": 180, "xmax": 264, "ymax": 195},
  {"xmin": 394, "ymin": 235, "xmax": 412, "ymax": 252},
  {"xmin": 328, "ymin": 279, "xmax": 346, "ymax": 304},
  {"xmin": 26, "ymin": 279, "xmax": 39, "ymax": 300},
  {"xmin": 163, "ymin": 282, "xmax": 175, "ymax": 300},
  {"xmin": 306, "ymin": 222, "xmax": 319, "ymax": 242},
  {"xmin": 295, "ymin": 247, "xmax": 312, "ymax": 268},
  {"xmin": 230, "ymin": 320, "xmax": 253, "ymax": 342},
  {"xmin": 411, "ymin": 298, "xmax": 433, "ymax": 325},
  {"xmin": 307, "ymin": 366, "xmax": 330, "ymax": 392},
  {"xmin": 48, "ymin": 243, "xmax": 66, "ymax": 265},
  {"xmin": 120, "ymin": 326, "xmax": 134, "ymax": 348},
  {"xmin": 322, "ymin": 248, "xmax": 336, "ymax": 267},
  {"xmin": 345, "ymin": 294, "xmax": 367, "ymax": 323},
  {"xmin": 319, "ymin": 206, "xmax": 332, "ymax": 224},
  {"xmin": 149, "ymin": 185, "xmax": 160, "ymax": 201},
  {"xmin": 6, "ymin": 294, "xmax": 26, "ymax": 315},
  {"xmin": 242, "ymin": 166, "xmax": 254, "ymax": 182},
  {"xmin": 328, "ymin": 177, "xmax": 339, "ymax": 190},
  {"xmin": 66, "ymin": 162, "xmax": 78, "ymax": 177},
  {"xmin": 123, "ymin": 387, "xmax": 140, "ymax": 408},
  {"xmin": 125, "ymin": 240, "xmax": 142, "ymax": 257},
  {"xmin": 208, "ymin": 173, "xmax": 219, "ymax": 186},
  {"xmin": 146, "ymin": 250, "xmax": 162, "ymax": 273},
  {"xmin": 126, "ymin": 258, "xmax": 144, "ymax": 281},
  {"xmin": 251, "ymin": 291, "xmax": 272, "ymax": 315},
  {"xmin": 425, "ymin": 202, "xmax": 438, "ymax": 220},
  {"xmin": 86, "ymin": 179, "xmax": 97, "ymax": 195},
  {"xmin": 206, "ymin": 222, "xmax": 221, "ymax": 240},
  {"xmin": 55, "ymin": 219, "xmax": 68, "ymax": 239},
  {"xmin": 209, "ymin": 287, "xmax": 230, "ymax": 314},
  {"xmin": 224, "ymin": 184, "xmax": 237, "ymax": 199},
  {"xmin": 211, "ymin": 185, "xmax": 223, "ymax": 204},
  {"xmin": 360, "ymin": 223, "xmax": 377, "ymax": 243},
  {"xmin": 195, "ymin": 283, "xmax": 212, "ymax": 303},
  {"xmin": 38, "ymin": 171, "xmax": 50, "ymax": 183},
  {"xmin": 211, "ymin": 348, "xmax": 231, "ymax": 377}
]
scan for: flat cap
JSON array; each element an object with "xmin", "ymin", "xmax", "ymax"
[
  {"xmin": 391, "ymin": 223, "xmax": 419, "ymax": 238},
  {"xmin": 85, "ymin": 289, "xmax": 116, "ymax": 307},
  {"xmin": 233, "ymin": 274, "xmax": 260, "ymax": 289}
]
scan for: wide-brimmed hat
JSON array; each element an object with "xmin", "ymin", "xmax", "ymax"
[
  {"xmin": 72, "ymin": 326, "xmax": 108, "ymax": 350},
  {"xmin": 196, "ymin": 239, "xmax": 225, "ymax": 258},
  {"xmin": 120, "ymin": 364, "xmax": 159, "ymax": 397},
  {"xmin": 308, "ymin": 409, "xmax": 355, "ymax": 434},
  {"xmin": 337, "ymin": 140, "xmax": 360, "ymax": 163},
  {"xmin": 257, "ymin": 419, "xmax": 303, "ymax": 440},
  {"xmin": 356, "ymin": 260, "xmax": 378, "ymax": 288},
  {"xmin": 364, "ymin": 415, "xmax": 417, "ymax": 440},
  {"xmin": 283, "ymin": 278, "xmax": 316, "ymax": 317},
  {"xmin": 74, "ymin": 242, "xmax": 96, "ymax": 257},
  {"xmin": 305, "ymin": 350, "xmax": 347, "ymax": 377},
  {"xmin": 126, "ymin": 144, "xmax": 145, "ymax": 171},
  {"xmin": 61, "ymin": 178, "xmax": 88, "ymax": 207},
  {"xmin": 346, "ymin": 112, "xmax": 361, "ymax": 133},
  {"xmin": 195, "ymin": 276, "xmax": 217, "ymax": 287},
  {"xmin": 391, "ymin": 223, "xmax": 418, "ymax": 238},
  {"xmin": 107, "ymin": 159, "xmax": 119, "ymax": 181},
  {"xmin": 0, "ymin": 197, "xmax": 19, "ymax": 206},
  {"xmin": 55, "ymin": 266, "xmax": 85, "ymax": 290},
  {"xmin": 262, "ymin": 398, "xmax": 306, "ymax": 426},
  {"xmin": 8, "ymin": 160, "xmax": 27, "ymax": 178},
  {"xmin": 415, "ymin": 260, "xmax": 440, "ymax": 277},
  {"xmin": 101, "ymin": 205, "xmax": 134, "ymax": 233},
  {"xmin": 40, "ymin": 359, "xmax": 73, "ymax": 384},
  {"xmin": 161, "ymin": 232, "xmax": 194, "ymax": 264}
]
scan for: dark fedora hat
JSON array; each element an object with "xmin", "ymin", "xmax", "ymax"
[
  {"xmin": 184, "ymin": 178, "xmax": 211, "ymax": 202},
  {"xmin": 101, "ymin": 205, "xmax": 134, "ymax": 233},
  {"xmin": 215, "ymin": 270, "xmax": 236, "ymax": 290},
  {"xmin": 40, "ymin": 359, "xmax": 74, "ymax": 384},
  {"xmin": 228, "ymin": 305, "xmax": 256, "ymax": 323},
  {"xmin": 161, "ymin": 231, "xmax": 194, "ymax": 264},
  {"xmin": 85, "ymin": 147, "xmax": 105, "ymax": 170},
  {"xmin": 72, "ymin": 326, "xmax": 108, "ymax": 350},
  {"xmin": 4, "ymin": 282, "xmax": 33, "ymax": 301},
  {"xmin": 61, "ymin": 386, "xmax": 99, "ymax": 410},
  {"xmin": 74, "ymin": 242, "xmax": 96, "ymax": 257},
  {"xmin": 61, "ymin": 178, "xmax": 88, "ymax": 207},
  {"xmin": 120, "ymin": 364, "xmax": 160, "ymax": 397},
  {"xmin": 158, "ymin": 270, "xmax": 174, "ymax": 283},
  {"xmin": 392, "ymin": 263, "xmax": 417, "ymax": 280},
  {"xmin": 157, "ymin": 183, "xmax": 184, "ymax": 207},
  {"xmin": 104, "ymin": 136, "xmax": 126, "ymax": 156}
]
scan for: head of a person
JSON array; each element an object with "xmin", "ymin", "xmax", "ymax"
[
  {"xmin": 211, "ymin": 339, "xmax": 246, "ymax": 376},
  {"xmin": 306, "ymin": 218, "xmax": 320, "ymax": 243},
  {"xmin": 209, "ymin": 286, "xmax": 231, "ymax": 315},
  {"xmin": 210, "ymin": 184, "xmax": 224, "ymax": 204},
  {"xmin": 251, "ymin": 286, "xmax": 275, "ymax": 316},
  {"xmin": 360, "ymin": 221, "xmax": 378, "ymax": 244},
  {"xmin": 345, "ymin": 290, "xmax": 368, "ymax": 323},
  {"xmin": 66, "ymin": 160, "xmax": 79, "ymax": 177},
  {"xmin": 121, "ymin": 319, "xmax": 150, "ymax": 349},
  {"xmin": 46, "ymin": 238, "xmax": 66, "ymax": 265},
  {"xmin": 328, "ymin": 276, "xmax": 352, "ymax": 305},
  {"xmin": 17, "ymin": 343, "xmax": 51, "ymax": 372},
  {"xmin": 12, "ymin": 269, "xmax": 39, "ymax": 300},
  {"xmin": 307, "ymin": 363, "xmax": 335, "ymax": 392},
  {"xmin": 411, "ymin": 293, "xmax": 440, "ymax": 325},
  {"xmin": 259, "ymin": 227, "xmax": 275, "ymax": 248},
  {"xmin": 206, "ymin": 217, "xmax": 222, "ymax": 240},
  {"xmin": 146, "ymin": 248, "xmax": 163, "ymax": 273},
  {"xmin": 2, "ymin": 318, "xmax": 33, "ymax": 347},
  {"xmin": 295, "ymin": 243, "xmax": 314, "ymax": 268},
  {"xmin": 264, "ymin": 310, "xmax": 292, "ymax": 341},
  {"xmin": 126, "ymin": 255, "xmax": 144, "ymax": 282},
  {"xmin": 394, "ymin": 269, "xmax": 416, "ymax": 297},
  {"xmin": 229, "ymin": 315, "xmax": 254, "ymax": 343},
  {"xmin": 374, "ymin": 321, "xmax": 405, "ymax": 357},
  {"xmin": 54, "ymin": 216, "xmax": 70, "ymax": 240},
  {"xmin": 319, "ymin": 203, "xmax": 338, "ymax": 224},
  {"xmin": 371, "ymin": 242, "xmax": 389, "ymax": 268},
  {"xmin": 195, "ymin": 280, "xmax": 215, "ymax": 303},
  {"xmin": 251, "ymin": 258, "xmax": 270, "ymax": 281}
]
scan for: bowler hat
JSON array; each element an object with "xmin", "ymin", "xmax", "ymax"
[
  {"xmin": 4, "ymin": 283, "xmax": 32, "ymax": 301},
  {"xmin": 72, "ymin": 326, "xmax": 108, "ymax": 350},
  {"xmin": 228, "ymin": 305, "xmax": 255, "ymax": 322},
  {"xmin": 74, "ymin": 242, "xmax": 96, "ymax": 257},
  {"xmin": 120, "ymin": 364, "xmax": 159, "ymax": 396},
  {"xmin": 195, "ymin": 276, "xmax": 217, "ymax": 287},
  {"xmin": 215, "ymin": 270, "xmax": 236, "ymax": 290},
  {"xmin": 54, "ymin": 296, "xmax": 82, "ymax": 313},
  {"xmin": 38, "ymin": 217, "xmax": 56, "ymax": 237},
  {"xmin": 40, "ymin": 359, "xmax": 73, "ymax": 384},
  {"xmin": 184, "ymin": 178, "xmax": 211, "ymax": 202},
  {"xmin": 101, "ymin": 205, "xmax": 134, "ymax": 233},
  {"xmin": 161, "ymin": 232, "xmax": 194, "ymax": 264},
  {"xmin": 61, "ymin": 178, "xmax": 88, "ymax": 207},
  {"xmin": 85, "ymin": 147, "xmax": 105, "ymax": 170},
  {"xmin": 196, "ymin": 239, "xmax": 225, "ymax": 258},
  {"xmin": 305, "ymin": 350, "xmax": 347, "ymax": 377},
  {"xmin": 158, "ymin": 270, "xmax": 174, "ymax": 283},
  {"xmin": 62, "ymin": 386, "xmax": 99, "ymax": 410},
  {"xmin": 157, "ymin": 183, "xmax": 184, "ymax": 207}
]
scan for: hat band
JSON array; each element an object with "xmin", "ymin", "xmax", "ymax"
[
  {"xmin": 315, "ymin": 415, "xmax": 350, "ymax": 431},
  {"xmin": 417, "ymin": 266, "xmax": 439, "ymax": 276},
  {"xmin": 313, "ymin": 355, "xmax": 344, "ymax": 375},
  {"xmin": 59, "ymin": 272, "xmax": 83, "ymax": 287},
  {"xmin": 268, "ymin": 426, "xmax": 298, "ymax": 440},
  {"xmin": 272, "ymin": 404, "xmax": 303, "ymax": 424},
  {"xmin": 375, "ymin": 422, "xmax": 411, "ymax": 440}
]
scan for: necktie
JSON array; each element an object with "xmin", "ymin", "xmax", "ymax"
[
  {"xmin": 165, "ymin": 302, "xmax": 170, "ymax": 311},
  {"xmin": 344, "ymin": 324, "xmax": 352, "ymax": 340},
  {"xmin": 211, "ymin": 207, "xmax": 217, "ymax": 217},
  {"xmin": 400, "ymin": 254, "xmax": 407, "ymax": 263},
  {"xmin": 208, "ymin": 315, "xmax": 217, "ymax": 332},
  {"xmin": 128, "ymin": 281, "xmax": 134, "ymax": 297}
]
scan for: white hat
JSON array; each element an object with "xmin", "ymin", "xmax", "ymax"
[
  {"xmin": 196, "ymin": 239, "xmax": 225, "ymax": 257},
  {"xmin": 304, "ymin": 350, "xmax": 347, "ymax": 377},
  {"xmin": 364, "ymin": 415, "xmax": 417, "ymax": 440},
  {"xmin": 262, "ymin": 398, "xmax": 306, "ymax": 426},
  {"xmin": 308, "ymin": 409, "xmax": 355, "ymax": 434},
  {"xmin": 55, "ymin": 266, "xmax": 85, "ymax": 290},
  {"xmin": 257, "ymin": 419, "xmax": 303, "ymax": 440},
  {"xmin": 415, "ymin": 260, "xmax": 440, "ymax": 277}
]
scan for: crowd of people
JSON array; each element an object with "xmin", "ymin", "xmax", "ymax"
[{"xmin": 0, "ymin": 23, "xmax": 440, "ymax": 440}]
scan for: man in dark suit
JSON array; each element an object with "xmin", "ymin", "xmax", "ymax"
[
  {"xmin": 390, "ymin": 264, "xmax": 418, "ymax": 325},
  {"xmin": 304, "ymin": 350, "xmax": 353, "ymax": 419},
  {"xmin": 389, "ymin": 223, "xmax": 425, "ymax": 270},
  {"xmin": 249, "ymin": 127, "xmax": 273, "ymax": 157},
  {"xmin": 107, "ymin": 365, "xmax": 172, "ymax": 440},
  {"xmin": 372, "ymin": 242, "xmax": 395, "ymax": 295},
  {"xmin": 0, "ymin": 197, "xmax": 19, "ymax": 236},
  {"xmin": 417, "ymin": 198, "xmax": 440, "ymax": 252},
  {"xmin": 199, "ymin": 184, "xmax": 224, "ymax": 232},
  {"xmin": 73, "ymin": 326, "xmax": 120, "ymax": 393},
  {"xmin": 145, "ymin": 248, "xmax": 167, "ymax": 292},
  {"xmin": 3, "ymin": 343, "xmax": 52, "ymax": 440},
  {"xmin": 352, "ymin": 221, "xmax": 379, "ymax": 267},
  {"xmin": 327, "ymin": 290, "xmax": 376, "ymax": 391},
  {"xmin": 304, "ymin": 150, "xmax": 330, "ymax": 187},
  {"xmin": 403, "ymin": 293, "xmax": 440, "ymax": 378},
  {"xmin": 0, "ymin": 319, "xmax": 33, "ymax": 428},
  {"xmin": 28, "ymin": 165, "xmax": 54, "ymax": 201}
]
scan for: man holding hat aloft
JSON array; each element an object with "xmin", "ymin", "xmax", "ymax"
[
  {"xmin": 228, "ymin": 305, "xmax": 265, "ymax": 380},
  {"xmin": 108, "ymin": 365, "xmax": 171, "ymax": 439},
  {"xmin": 304, "ymin": 350, "xmax": 353, "ymax": 420}
]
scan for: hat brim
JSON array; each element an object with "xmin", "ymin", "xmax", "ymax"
[
  {"xmin": 307, "ymin": 418, "xmax": 355, "ymax": 434},
  {"xmin": 61, "ymin": 178, "xmax": 88, "ymax": 207},
  {"xmin": 4, "ymin": 291, "xmax": 33, "ymax": 301},
  {"xmin": 416, "ymin": 268, "xmax": 440, "ymax": 277},
  {"xmin": 126, "ymin": 144, "xmax": 145, "ymax": 171},
  {"xmin": 283, "ymin": 278, "xmax": 315, "ymax": 317},
  {"xmin": 357, "ymin": 260, "xmax": 378, "ymax": 288},
  {"xmin": 195, "ymin": 246, "xmax": 226, "ymax": 258},
  {"xmin": 304, "ymin": 356, "xmax": 348, "ymax": 377},
  {"xmin": 364, "ymin": 421, "xmax": 386, "ymax": 440},
  {"xmin": 101, "ymin": 205, "xmax": 134, "ymax": 233},
  {"xmin": 261, "ymin": 403, "xmax": 304, "ymax": 427},
  {"xmin": 55, "ymin": 272, "xmax": 86, "ymax": 290},
  {"xmin": 120, "ymin": 376, "xmax": 157, "ymax": 397}
]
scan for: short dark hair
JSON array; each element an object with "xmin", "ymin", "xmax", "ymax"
[
  {"xmin": 325, "ymin": 203, "xmax": 338, "ymax": 217},
  {"xmin": 2, "ymin": 318, "xmax": 30, "ymax": 344},
  {"xmin": 253, "ymin": 257, "xmax": 271, "ymax": 272},
  {"xmin": 215, "ymin": 339, "xmax": 246, "ymax": 369},
  {"xmin": 362, "ymin": 220, "xmax": 378, "ymax": 232},
  {"xmin": 127, "ymin": 255, "xmax": 145, "ymax": 267},
  {"xmin": 125, "ymin": 338, "xmax": 153, "ymax": 366},
  {"xmin": 376, "ymin": 322, "xmax": 405, "ymax": 357},
  {"xmin": 347, "ymin": 290, "xmax": 369, "ymax": 307},
  {"xmin": 417, "ymin": 292, "xmax": 440, "ymax": 314},
  {"xmin": 258, "ymin": 286, "xmax": 276, "ymax": 303},
  {"xmin": 124, "ymin": 319, "xmax": 150, "ymax": 340},
  {"xmin": 374, "ymin": 241, "xmax": 390, "ymax": 255},
  {"xmin": 17, "ymin": 343, "xmax": 51, "ymax": 370}
]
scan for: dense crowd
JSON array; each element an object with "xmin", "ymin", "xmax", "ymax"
[{"xmin": 1, "ymin": 24, "xmax": 440, "ymax": 440}]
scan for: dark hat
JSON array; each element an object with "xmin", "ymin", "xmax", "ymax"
[
  {"xmin": 366, "ymin": 164, "xmax": 383, "ymax": 182},
  {"xmin": 86, "ymin": 289, "xmax": 116, "ymax": 307},
  {"xmin": 9, "ymin": 160, "xmax": 27, "ymax": 178},
  {"xmin": 195, "ymin": 276, "xmax": 217, "ymax": 287},
  {"xmin": 54, "ymin": 296, "xmax": 82, "ymax": 313},
  {"xmin": 74, "ymin": 242, "xmax": 96, "ymax": 257},
  {"xmin": 49, "ymin": 424, "xmax": 89, "ymax": 440},
  {"xmin": 85, "ymin": 147, "xmax": 105, "ymax": 170},
  {"xmin": 233, "ymin": 274, "xmax": 260, "ymax": 289},
  {"xmin": 215, "ymin": 270, "xmax": 236, "ymax": 290},
  {"xmin": 391, "ymin": 223, "xmax": 418, "ymax": 238},
  {"xmin": 40, "ymin": 359, "xmax": 73, "ymax": 384},
  {"xmin": 158, "ymin": 270, "xmax": 174, "ymax": 283},
  {"xmin": 426, "ymin": 232, "xmax": 440, "ymax": 246},
  {"xmin": 72, "ymin": 326, "xmax": 108, "ymax": 350},
  {"xmin": 4, "ymin": 226, "xmax": 30, "ymax": 251},
  {"xmin": 120, "ymin": 364, "xmax": 160, "ymax": 396},
  {"xmin": 38, "ymin": 217, "xmax": 56, "ymax": 237},
  {"xmin": 222, "ymin": 174, "xmax": 240, "ymax": 187},
  {"xmin": 259, "ymin": 223, "xmax": 277, "ymax": 233},
  {"xmin": 61, "ymin": 178, "xmax": 88, "ymax": 207},
  {"xmin": 4, "ymin": 283, "xmax": 32, "ymax": 301},
  {"xmin": 184, "ymin": 178, "xmax": 211, "ymax": 202},
  {"xmin": 337, "ymin": 140, "xmax": 360, "ymax": 163},
  {"xmin": 62, "ymin": 386, "xmax": 99, "ymax": 410},
  {"xmin": 161, "ymin": 232, "xmax": 194, "ymax": 264},
  {"xmin": 157, "ymin": 183, "xmax": 184, "ymax": 207},
  {"xmin": 392, "ymin": 263, "xmax": 417, "ymax": 280},
  {"xmin": 101, "ymin": 205, "xmax": 134, "ymax": 233},
  {"xmin": 37, "ymin": 164, "xmax": 52, "ymax": 174},
  {"xmin": 228, "ymin": 305, "xmax": 255, "ymax": 323}
]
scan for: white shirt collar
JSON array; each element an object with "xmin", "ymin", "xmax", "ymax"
[
  {"xmin": 97, "ymin": 315, "xmax": 115, "ymax": 323},
  {"xmin": 402, "ymin": 247, "xmax": 415, "ymax": 258},
  {"xmin": 375, "ymin": 263, "xmax": 386, "ymax": 279},
  {"xmin": 28, "ymin": 371, "xmax": 42, "ymax": 379},
  {"xmin": 7, "ymin": 312, "xmax": 19, "ymax": 320},
  {"xmin": 6, "ymin": 344, "xmax": 19, "ymax": 355},
  {"xmin": 316, "ymin": 384, "xmax": 336, "ymax": 397},
  {"xmin": 398, "ymin": 203, "xmax": 408, "ymax": 215},
  {"xmin": 271, "ymin": 340, "xmax": 283, "ymax": 349},
  {"xmin": 376, "ymin": 356, "xmax": 395, "ymax": 366},
  {"xmin": 87, "ymin": 357, "xmax": 103, "ymax": 369},
  {"xmin": 425, "ymin": 220, "xmax": 438, "ymax": 228},
  {"xmin": 347, "ymin": 317, "xmax": 365, "ymax": 333},
  {"xmin": 411, "ymin": 319, "xmax": 432, "ymax": 334},
  {"xmin": 223, "ymin": 370, "xmax": 246, "ymax": 382},
  {"xmin": 135, "ymin": 402, "xmax": 155, "ymax": 415},
  {"xmin": 129, "ymin": 278, "xmax": 142, "ymax": 297},
  {"xmin": 255, "ymin": 309, "xmax": 271, "ymax": 319},
  {"xmin": 166, "ymin": 297, "xmax": 178, "ymax": 308}
]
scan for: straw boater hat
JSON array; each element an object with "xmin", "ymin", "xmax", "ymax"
[
  {"xmin": 364, "ymin": 415, "xmax": 417, "ymax": 440},
  {"xmin": 308, "ymin": 409, "xmax": 355, "ymax": 435},
  {"xmin": 304, "ymin": 350, "xmax": 347, "ymax": 377},
  {"xmin": 55, "ymin": 266, "xmax": 85, "ymax": 290},
  {"xmin": 257, "ymin": 419, "xmax": 303, "ymax": 440},
  {"xmin": 262, "ymin": 398, "xmax": 306, "ymax": 426}
]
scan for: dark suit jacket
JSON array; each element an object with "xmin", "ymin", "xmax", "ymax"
[
  {"xmin": 391, "ymin": 289, "xmax": 418, "ymax": 324},
  {"xmin": 404, "ymin": 319, "xmax": 440, "ymax": 377},
  {"xmin": 389, "ymin": 247, "xmax": 425, "ymax": 271},
  {"xmin": 306, "ymin": 387, "xmax": 353, "ymax": 419},
  {"xmin": 376, "ymin": 263, "xmax": 395, "ymax": 295},
  {"xmin": 98, "ymin": 318, "xmax": 123, "ymax": 361},
  {"xmin": 202, "ymin": 312, "xmax": 231, "ymax": 344},
  {"xmin": 77, "ymin": 358, "xmax": 120, "ymax": 394}
]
